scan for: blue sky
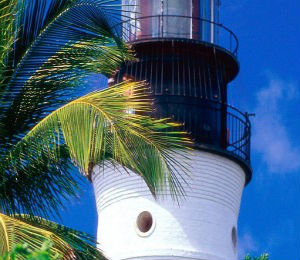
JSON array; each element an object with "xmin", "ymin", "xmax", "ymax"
[
  {"xmin": 58, "ymin": 1, "xmax": 300, "ymax": 259},
  {"xmin": 222, "ymin": 1, "xmax": 300, "ymax": 259}
]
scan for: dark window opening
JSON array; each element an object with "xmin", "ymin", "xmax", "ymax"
[
  {"xmin": 137, "ymin": 211, "xmax": 153, "ymax": 233},
  {"xmin": 232, "ymin": 227, "xmax": 237, "ymax": 249}
]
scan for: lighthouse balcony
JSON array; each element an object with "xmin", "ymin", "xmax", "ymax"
[
  {"xmin": 152, "ymin": 97, "xmax": 252, "ymax": 184},
  {"xmin": 116, "ymin": 15, "xmax": 239, "ymax": 57}
]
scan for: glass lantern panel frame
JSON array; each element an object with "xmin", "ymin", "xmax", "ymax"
[{"xmin": 121, "ymin": 0, "xmax": 220, "ymax": 43}]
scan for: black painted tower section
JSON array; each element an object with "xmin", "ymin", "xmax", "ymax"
[{"xmin": 114, "ymin": 4, "xmax": 252, "ymax": 183}]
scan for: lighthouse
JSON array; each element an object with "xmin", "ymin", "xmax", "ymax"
[{"xmin": 92, "ymin": 1, "xmax": 252, "ymax": 259}]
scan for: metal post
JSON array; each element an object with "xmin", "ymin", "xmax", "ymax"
[
  {"xmin": 161, "ymin": 0, "xmax": 164, "ymax": 37},
  {"xmin": 211, "ymin": 0, "xmax": 214, "ymax": 43}
]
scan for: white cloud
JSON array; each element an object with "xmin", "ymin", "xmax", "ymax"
[
  {"xmin": 238, "ymin": 232, "xmax": 258, "ymax": 259},
  {"xmin": 252, "ymin": 77, "xmax": 300, "ymax": 173}
]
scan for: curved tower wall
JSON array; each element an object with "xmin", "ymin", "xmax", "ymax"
[{"xmin": 92, "ymin": 150, "xmax": 245, "ymax": 260}]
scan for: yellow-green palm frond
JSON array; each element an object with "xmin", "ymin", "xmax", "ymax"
[
  {"xmin": 3, "ymin": 38, "xmax": 134, "ymax": 143},
  {"xmin": 0, "ymin": 0, "xmax": 136, "ymax": 218},
  {"xmin": 0, "ymin": 0, "xmax": 17, "ymax": 64},
  {"xmin": 13, "ymin": 81, "xmax": 193, "ymax": 196},
  {"xmin": 0, "ymin": 213, "xmax": 74, "ymax": 260},
  {"xmin": 12, "ymin": 215, "xmax": 107, "ymax": 260},
  {"xmin": 1, "ymin": 0, "xmax": 133, "ymax": 146},
  {"xmin": 0, "ymin": 0, "xmax": 23, "ymax": 87}
]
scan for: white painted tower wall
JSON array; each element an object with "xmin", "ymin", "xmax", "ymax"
[{"xmin": 92, "ymin": 150, "xmax": 246, "ymax": 260}]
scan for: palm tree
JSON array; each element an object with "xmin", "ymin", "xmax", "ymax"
[
  {"xmin": 0, "ymin": 0, "xmax": 192, "ymax": 258},
  {"xmin": 244, "ymin": 254, "xmax": 269, "ymax": 260}
]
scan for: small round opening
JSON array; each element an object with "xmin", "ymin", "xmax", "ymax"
[
  {"xmin": 137, "ymin": 211, "xmax": 153, "ymax": 233},
  {"xmin": 232, "ymin": 227, "xmax": 237, "ymax": 249}
]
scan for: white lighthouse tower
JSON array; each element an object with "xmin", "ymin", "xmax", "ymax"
[{"xmin": 92, "ymin": 1, "xmax": 252, "ymax": 259}]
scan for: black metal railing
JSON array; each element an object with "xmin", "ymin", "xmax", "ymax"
[
  {"xmin": 156, "ymin": 99, "xmax": 251, "ymax": 163},
  {"xmin": 190, "ymin": 101, "xmax": 251, "ymax": 162},
  {"xmin": 116, "ymin": 15, "xmax": 239, "ymax": 56},
  {"xmin": 225, "ymin": 104, "xmax": 251, "ymax": 162}
]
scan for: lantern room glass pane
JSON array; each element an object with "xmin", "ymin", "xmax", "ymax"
[
  {"xmin": 200, "ymin": 0, "xmax": 212, "ymax": 42},
  {"xmin": 163, "ymin": 0, "xmax": 192, "ymax": 38},
  {"xmin": 121, "ymin": 0, "xmax": 220, "ymax": 42},
  {"xmin": 121, "ymin": 0, "xmax": 139, "ymax": 41}
]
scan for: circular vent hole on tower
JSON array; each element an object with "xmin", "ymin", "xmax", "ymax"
[
  {"xmin": 232, "ymin": 227, "xmax": 237, "ymax": 249},
  {"xmin": 137, "ymin": 211, "xmax": 153, "ymax": 233}
]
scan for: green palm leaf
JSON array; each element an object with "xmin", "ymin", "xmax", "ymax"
[
  {"xmin": 0, "ymin": 0, "xmax": 134, "ymax": 217},
  {"xmin": 12, "ymin": 81, "xmax": 192, "ymax": 196},
  {"xmin": 1, "ymin": 0, "xmax": 133, "ymax": 146},
  {"xmin": 0, "ymin": 143, "xmax": 82, "ymax": 217},
  {"xmin": 0, "ymin": 0, "xmax": 16, "ymax": 67},
  {"xmin": 0, "ymin": 213, "xmax": 74, "ymax": 260},
  {"xmin": 0, "ymin": 0, "xmax": 23, "ymax": 91},
  {"xmin": 16, "ymin": 0, "xmax": 123, "ymax": 61},
  {"xmin": 12, "ymin": 215, "xmax": 107, "ymax": 260}
]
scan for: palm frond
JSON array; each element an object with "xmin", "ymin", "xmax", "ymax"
[
  {"xmin": 0, "ymin": 213, "xmax": 74, "ymax": 260},
  {"xmin": 0, "ymin": 0, "xmax": 133, "ymax": 146},
  {"xmin": 0, "ymin": 0, "xmax": 23, "ymax": 89},
  {"xmin": 14, "ymin": 0, "xmax": 123, "ymax": 66},
  {"xmin": 13, "ymin": 215, "xmax": 107, "ymax": 260},
  {"xmin": 0, "ymin": 0, "xmax": 16, "ymax": 67},
  {"xmin": 0, "ymin": 0, "xmax": 136, "ymax": 218},
  {"xmin": 0, "ymin": 142, "xmax": 83, "ymax": 217},
  {"xmin": 12, "ymin": 81, "xmax": 193, "ymax": 196}
]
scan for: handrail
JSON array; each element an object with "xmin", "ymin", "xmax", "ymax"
[
  {"xmin": 189, "ymin": 100, "xmax": 251, "ymax": 162},
  {"xmin": 225, "ymin": 104, "xmax": 251, "ymax": 162},
  {"xmin": 115, "ymin": 15, "xmax": 239, "ymax": 56}
]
